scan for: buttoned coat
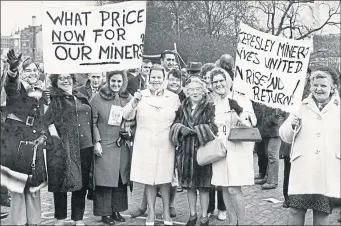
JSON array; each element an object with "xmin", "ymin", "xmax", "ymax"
[
  {"xmin": 122, "ymin": 89, "xmax": 181, "ymax": 185},
  {"xmin": 279, "ymin": 94, "xmax": 340, "ymax": 198},
  {"xmin": 90, "ymin": 85, "xmax": 132, "ymax": 187}
]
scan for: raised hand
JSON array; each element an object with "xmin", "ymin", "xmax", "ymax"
[
  {"xmin": 7, "ymin": 49, "xmax": 22, "ymax": 72},
  {"xmin": 132, "ymin": 89, "xmax": 143, "ymax": 107}
]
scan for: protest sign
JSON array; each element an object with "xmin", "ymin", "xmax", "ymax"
[
  {"xmin": 233, "ymin": 22, "xmax": 312, "ymax": 113},
  {"xmin": 42, "ymin": 1, "xmax": 147, "ymax": 74}
]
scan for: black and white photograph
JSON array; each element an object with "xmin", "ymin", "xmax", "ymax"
[{"xmin": 0, "ymin": 0, "xmax": 340, "ymax": 225}]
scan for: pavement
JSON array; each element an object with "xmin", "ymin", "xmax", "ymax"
[{"xmin": 1, "ymin": 153, "xmax": 340, "ymax": 225}]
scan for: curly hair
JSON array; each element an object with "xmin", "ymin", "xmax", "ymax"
[
  {"xmin": 183, "ymin": 76, "xmax": 208, "ymax": 96},
  {"xmin": 168, "ymin": 68, "xmax": 182, "ymax": 79},
  {"xmin": 310, "ymin": 66, "xmax": 340, "ymax": 87},
  {"xmin": 49, "ymin": 74, "xmax": 76, "ymax": 88},
  {"xmin": 200, "ymin": 63, "xmax": 216, "ymax": 78}
]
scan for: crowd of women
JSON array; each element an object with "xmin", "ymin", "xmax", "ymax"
[{"xmin": 0, "ymin": 49, "xmax": 340, "ymax": 226}]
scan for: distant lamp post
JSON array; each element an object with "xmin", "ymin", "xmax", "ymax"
[{"xmin": 32, "ymin": 15, "xmax": 36, "ymax": 60}]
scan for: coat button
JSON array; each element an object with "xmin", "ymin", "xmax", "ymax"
[
  {"xmin": 87, "ymin": 122, "xmax": 90, "ymax": 125},
  {"xmin": 86, "ymin": 112, "xmax": 89, "ymax": 115},
  {"xmin": 316, "ymin": 133, "xmax": 320, "ymax": 137},
  {"xmin": 315, "ymin": 150, "xmax": 320, "ymax": 154},
  {"xmin": 79, "ymin": 124, "xmax": 81, "ymax": 126},
  {"xmin": 33, "ymin": 130, "xmax": 36, "ymax": 133},
  {"xmin": 33, "ymin": 108, "xmax": 37, "ymax": 111},
  {"xmin": 80, "ymin": 134, "xmax": 83, "ymax": 137}
]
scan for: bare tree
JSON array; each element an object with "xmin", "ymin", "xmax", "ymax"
[{"xmin": 252, "ymin": 0, "xmax": 340, "ymax": 39}]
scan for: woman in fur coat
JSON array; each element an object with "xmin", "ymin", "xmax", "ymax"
[{"xmin": 170, "ymin": 77, "xmax": 218, "ymax": 226}]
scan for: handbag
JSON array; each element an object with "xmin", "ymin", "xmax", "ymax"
[
  {"xmin": 197, "ymin": 130, "xmax": 227, "ymax": 166},
  {"xmin": 228, "ymin": 127, "xmax": 262, "ymax": 142},
  {"xmin": 13, "ymin": 141, "xmax": 47, "ymax": 187}
]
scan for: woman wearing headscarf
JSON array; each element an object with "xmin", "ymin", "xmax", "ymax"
[
  {"xmin": 44, "ymin": 73, "xmax": 94, "ymax": 226},
  {"xmin": 209, "ymin": 68, "xmax": 257, "ymax": 225},
  {"xmin": 0, "ymin": 50, "xmax": 47, "ymax": 225},
  {"xmin": 169, "ymin": 77, "xmax": 218, "ymax": 226},
  {"xmin": 279, "ymin": 66, "xmax": 340, "ymax": 225},
  {"xmin": 91, "ymin": 70, "xmax": 132, "ymax": 225},
  {"xmin": 123, "ymin": 65, "xmax": 181, "ymax": 225}
]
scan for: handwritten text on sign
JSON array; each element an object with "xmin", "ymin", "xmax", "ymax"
[
  {"xmin": 42, "ymin": 1, "xmax": 147, "ymax": 74},
  {"xmin": 233, "ymin": 22, "xmax": 312, "ymax": 113}
]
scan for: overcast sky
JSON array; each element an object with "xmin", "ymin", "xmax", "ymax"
[{"xmin": 1, "ymin": 1, "xmax": 340, "ymax": 37}]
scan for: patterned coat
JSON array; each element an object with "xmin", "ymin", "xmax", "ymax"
[
  {"xmin": 44, "ymin": 87, "xmax": 92, "ymax": 192},
  {"xmin": 170, "ymin": 95, "xmax": 218, "ymax": 188}
]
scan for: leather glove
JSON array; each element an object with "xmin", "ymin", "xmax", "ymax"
[
  {"xmin": 7, "ymin": 49, "xmax": 22, "ymax": 72},
  {"xmin": 229, "ymin": 99, "xmax": 243, "ymax": 116}
]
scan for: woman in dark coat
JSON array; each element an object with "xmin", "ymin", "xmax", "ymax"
[
  {"xmin": 44, "ymin": 73, "xmax": 94, "ymax": 226},
  {"xmin": 170, "ymin": 77, "xmax": 218, "ymax": 226},
  {"xmin": 90, "ymin": 70, "xmax": 132, "ymax": 225},
  {"xmin": 0, "ymin": 50, "xmax": 47, "ymax": 225}
]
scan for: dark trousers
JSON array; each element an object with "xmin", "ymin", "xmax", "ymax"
[
  {"xmin": 283, "ymin": 157, "xmax": 291, "ymax": 202},
  {"xmin": 208, "ymin": 186, "xmax": 226, "ymax": 213},
  {"xmin": 255, "ymin": 140, "xmax": 268, "ymax": 177},
  {"xmin": 53, "ymin": 188, "xmax": 87, "ymax": 221},
  {"xmin": 93, "ymin": 175, "xmax": 128, "ymax": 216}
]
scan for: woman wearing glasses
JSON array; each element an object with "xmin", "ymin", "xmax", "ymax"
[
  {"xmin": 44, "ymin": 74, "xmax": 94, "ymax": 226},
  {"xmin": 1, "ymin": 50, "xmax": 47, "ymax": 225}
]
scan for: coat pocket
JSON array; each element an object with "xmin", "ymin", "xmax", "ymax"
[{"xmin": 290, "ymin": 148, "xmax": 303, "ymax": 163}]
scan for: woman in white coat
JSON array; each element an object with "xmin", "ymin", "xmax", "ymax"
[
  {"xmin": 122, "ymin": 65, "xmax": 180, "ymax": 225},
  {"xmin": 209, "ymin": 68, "xmax": 257, "ymax": 225},
  {"xmin": 279, "ymin": 67, "xmax": 340, "ymax": 225}
]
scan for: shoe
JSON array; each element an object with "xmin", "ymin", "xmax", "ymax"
[
  {"xmin": 101, "ymin": 216, "xmax": 115, "ymax": 225},
  {"xmin": 145, "ymin": 221, "xmax": 154, "ymax": 225},
  {"xmin": 200, "ymin": 216, "xmax": 209, "ymax": 226},
  {"xmin": 74, "ymin": 220, "xmax": 85, "ymax": 226},
  {"xmin": 55, "ymin": 219, "xmax": 65, "ymax": 225},
  {"xmin": 0, "ymin": 212, "xmax": 8, "ymax": 219},
  {"xmin": 254, "ymin": 173, "xmax": 265, "ymax": 180},
  {"xmin": 338, "ymin": 218, "xmax": 341, "ymax": 222},
  {"xmin": 170, "ymin": 206, "xmax": 176, "ymax": 218},
  {"xmin": 217, "ymin": 210, "xmax": 227, "ymax": 221},
  {"xmin": 255, "ymin": 178, "xmax": 267, "ymax": 185},
  {"xmin": 177, "ymin": 187, "xmax": 183, "ymax": 192},
  {"xmin": 112, "ymin": 212, "xmax": 125, "ymax": 222},
  {"xmin": 164, "ymin": 220, "xmax": 173, "ymax": 225},
  {"xmin": 156, "ymin": 190, "xmax": 162, "ymax": 198},
  {"xmin": 282, "ymin": 200, "xmax": 289, "ymax": 208},
  {"xmin": 86, "ymin": 190, "xmax": 94, "ymax": 201},
  {"xmin": 207, "ymin": 211, "xmax": 214, "ymax": 218},
  {"xmin": 130, "ymin": 208, "xmax": 147, "ymax": 218},
  {"xmin": 186, "ymin": 215, "xmax": 197, "ymax": 226},
  {"xmin": 261, "ymin": 183, "xmax": 278, "ymax": 190}
]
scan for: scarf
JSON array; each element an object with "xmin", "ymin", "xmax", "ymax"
[{"xmin": 147, "ymin": 79, "xmax": 169, "ymax": 96}]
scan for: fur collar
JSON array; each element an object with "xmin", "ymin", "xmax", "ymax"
[
  {"xmin": 50, "ymin": 87, "xmax": 88, "ymax": 100},
  {"xmin": 98, "ymin": 85, "xmax": 130, "ymax": 100},
  {"xmin": 182, "ymin": 94, "xmax": 211, "ymax": 127}
]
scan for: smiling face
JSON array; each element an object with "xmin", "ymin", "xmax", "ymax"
[
  {"xmin": 212, "ymin": 73, "xmax": 229, "ymax": 95},
  {"xmin": 23, "ymin": 63, "xmax": 39, "ymax": 85},
  {"xmin": 149, "ymin": 69, "xmax": 165, "ymax": 90},
  {"xmin": 89, "ymin": 73, "xmax": 103, "ymax": 89},
  {"xmin": 167, "ymin": 73, "xmax": 181, "ymax": 92},
  {"xmin": 187, "ymin": 81, "xmax": 204, "ymax": 104},
  {"xmin": 109, "ymin": 74, "xmax": 123, "ymax": 93},
  {"xmin": 161, "ymin": 54, "xmax": 176, "ymax": 71},
  {"xmin": 310, "ymin": 73, "xmax": 334, "ymax": 104},
  {"xmin": 57, "ymin": 74, "xmax": 73, "ymax": 93}
]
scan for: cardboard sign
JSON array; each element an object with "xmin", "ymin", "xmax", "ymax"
[
  {"xmin": 233, "ymin": 22, "xmax": 312, "ymax": 113},
  {"xmin": 42, "ymin": 1, "xmax": 147, "ymax": 74}
]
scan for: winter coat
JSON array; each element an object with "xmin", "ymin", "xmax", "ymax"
[
  {"xmin": 44, "ymin": 87, "xmax": 93, "ymax": 192},
  {"xmin": 211, "ymin": 92, "xmax": 257, "ymax": 187},
  {"xmin": 126, "ymin": 73, "xmax": 147, "ymax": 95},
  {"xmin": 91, "ymin": 84, "xmax": 132, "ymax": 187},
  {"xmin": 279, "ymin": 94, "xmax": 340, "ymax": 198},
  {"xmin": 122, "ymin": 89, "xmax": 180, "ymax": 185},
  {"xmin": 253, "ymin": 102, "xmax": 286, "ymax": 138},
  {"xmin": 0, "ymin": 72, "xmax": 47, "ymax": 193},
  {"xmin": 169, "ymin": 95, "xmax": 218, "ymax": 188}
]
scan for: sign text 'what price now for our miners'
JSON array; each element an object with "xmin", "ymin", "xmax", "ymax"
[{"xmin": 42, "ymin": 1, "xmax": 147, "ymax": 74}]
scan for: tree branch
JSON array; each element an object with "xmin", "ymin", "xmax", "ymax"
[{"xmin": 275, "ymin": 0, "xmax": 295, "ymax": 36}]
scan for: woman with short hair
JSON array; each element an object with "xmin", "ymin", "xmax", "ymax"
[
  {"xmin": 280, "ymin": 66, "xmax": 340, "ymax": 225},
  {"xmin": 91, "ymin": 70, "xmax": 132, "ymax": 225},
  {"xmin": 123, "ymin": 65, "xmax": 181, "ymax": 225},
  {"xmin": 209, "ymin": 67, "xmax": 257, "ymax": 225},
  {"xmin": 44, "ymin": 73, "xmax": 94, "ymax": 226},
  {"xmin": 170, "ymin": 77, "xmax": 218, "ymax": 226}
]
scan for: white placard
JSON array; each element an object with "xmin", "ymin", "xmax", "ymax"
[
  {"xmin": 42, "ymin": 1, "xmax": 147, "ymax": 74},
  {"xmin": 233, "ymin": 22, "xmax": 313, "ymax": 113},
  {"xmin": 108, "ymin": 105, "xmax": 123, "ymax": 126}
]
